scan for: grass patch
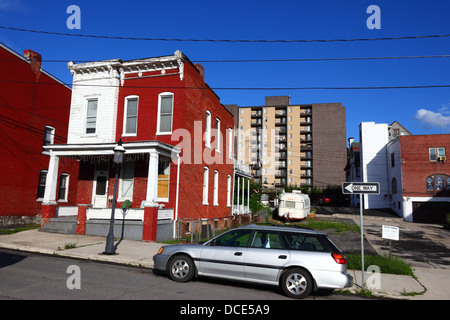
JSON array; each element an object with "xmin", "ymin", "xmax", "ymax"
[
  {"xmin": 299, "ymin": 219, "xmax": 360, "ymax": 233},
  {"xmin": 0, "ymin": 224, "xmax": 40, "ymax": 235},
  {"xmin": 266, "ymin": 218, "xmax": 360, "ymax": 233},
  {"xmin": 347, "ymin": 253, "xmax": 413, "ymax": 276}
]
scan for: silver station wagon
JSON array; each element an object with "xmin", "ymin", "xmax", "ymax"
[{"xmin": 153, "ymin": 224, "xmax": 353, "ymax": 299}]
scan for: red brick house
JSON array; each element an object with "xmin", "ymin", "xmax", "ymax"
[
  {"xmin": 41, "ymin": 51, "xmax": 236, "ymax": 241},
  {"xmin": 388, "ymin": 134, "xmax": 450, "ymax": 223},
  {"xmin": 0, "ymin": 42, "xmax": 74, "ymax": 226}
]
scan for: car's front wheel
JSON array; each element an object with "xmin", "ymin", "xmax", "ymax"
[
  {"xmin": 168, "ymin": 255, "xmax": 195, "ymax": 283},
  {"xmin": 281, "ymin": 268, "xmax": 313, "ymax": 299}
]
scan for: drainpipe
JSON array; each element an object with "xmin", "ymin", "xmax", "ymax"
[{"xmin": 173, "ymin": 154, "xmax": 181, "ymax": 239}]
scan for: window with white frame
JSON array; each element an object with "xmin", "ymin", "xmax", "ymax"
[
  {"xmin": 203, "ymin": 167, "xmax": 209, "ymax": 205},
  {"xmin": 228, "ymin": 128, "xmax": 233, "ymax": 159},
  {"xmin": 205, "ymin": 110, "xmax": 211, "ymax": 147},
  {"xmin": 216, "ymin": 118, "xmax": 221, "ymax": 152},
  {"xmin": 58, "ymin": 173, "xmax": 70, "ymax": 201},
  {"xmin": 157, "ymin": 92, "xmax": 174, "ymax": 134},
  {"xmin": 37, "ymin": 170, "xmax": 47, "ymax": 200},
  {"xmin": 123, "ymin": 96, "xmax": 138, "ymax": 135},
  {"xmin": 227, "ymin": 175, "xmax": 231, "ymax": 206},
  {"xmin": 85, "ymin": 98, "xmax": 98, "ymax": 134},
  {"xmin": 213, "ymin": 170, "xmax": 219, "ymax": 206},
  {"xmin": 120, "ymin": 162, "xmax": 135, "ymax": 200},
  {"xmin": 429, "ymin": 147, "xmax": 445, "ymax": 161}
]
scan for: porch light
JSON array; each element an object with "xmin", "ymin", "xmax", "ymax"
[{"xmin": 103, "ymin": 139, "xmax": 126, "ymax": 255}]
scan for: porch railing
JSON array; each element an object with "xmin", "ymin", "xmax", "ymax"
[{"xmin": 56, "ymin": 206, "xmax": 174, "ymax": 221}]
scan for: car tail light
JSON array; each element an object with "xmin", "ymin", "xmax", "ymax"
[{"xmin": 331, "ymin": 253, "xmax": 347, "ymax": 264}]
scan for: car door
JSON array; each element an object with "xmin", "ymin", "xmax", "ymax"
[
  {"xmin": 199, "ymin": 229, "xmax": 251, "ymax": 279},
  {"xmin": 244, "ymin": 230, "xmax": 290, "ymax": 283}
]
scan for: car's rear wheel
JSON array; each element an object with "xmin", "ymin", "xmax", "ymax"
[
  {"xmin": 168, "ymin": 255, "xmax": 195, "ymax": 283},
  {"xmin": 281, "ymin": 268, "xmax": 313, "ymax": 299}
]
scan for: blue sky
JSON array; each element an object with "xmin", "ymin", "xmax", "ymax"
[{"xmin": 0, "ymin": 0, "xmax": 449, "ymax": 141}]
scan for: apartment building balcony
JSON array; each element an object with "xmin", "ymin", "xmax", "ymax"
[
  {"xmin": 301, "ymin": 162, "xmax": 312, "ymax": 169},
  {"xmin": 251, "ymin": 111, "xmax": 262, "ymax": 119},
  {"xmin": 300, "ymin": 117, "xmax": 312, "ymax": 126},
  {"xmin": 301, "ymin": 169, "xmax": 312, "ymax": 178},
  {"xmin": 300, "ymin": 105, "xmax": 312, "ymax": 113},
  {"xmin": 300, "ymin": 125, "xmax": 312, "ymax": 133},
  {"xmin": 275, "ymin": 111, "xmax": 287, "ymax": 118},
  {"xmin": 301, "ymin": 134, "xmax": 312, "ymax": 143},
  {"xmin": 276, "ymin": 152, "xmax": 287, "ymax": 160},
  {"xmin": 301, "ymin": 143, "xmax": 312, "ymax": 151},
  {"xmin": 275, "ymin": 119, "xmax": 287, "ymax": 126},
  {"xmin": 275, "ymin": 170, "xmax": 287, "ymax": 178},
  {"xmin": 301, "ymin": 151, "xmax": 312, "ymax": 160},
  {"xmin": 276, "ymin": 162, "xmax": 287, "ymax": 169},
  {"xmin": 251, "ymin": 119, "xmax": 262, "ymax": 127}
]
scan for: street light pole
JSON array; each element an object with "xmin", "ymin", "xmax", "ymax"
[{"xmin": 104, "ymin": 139, "xmax": 125, "ymax": 255}]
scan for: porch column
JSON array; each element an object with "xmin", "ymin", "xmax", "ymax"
[
  {"xmin": 145, "ymin": 151, "xmax": 159, "ymax": 205},
  {"xmin": 247, "ymin": 179, "xmax": 250, "ymax": 207},
  {"xmin": 236, "ymin": 176, "xmax": 240, "ymax": 214},
  {"xmin": 41, "ymin": 154, "xmax": 59, "ymax": 226},
  {"xmin": 43, "ymin": 154, "xmax": 59, "ymax": 204},
  {"xmin": 241, "ymin": 177, "xmax": 244, "ymax": 213}
]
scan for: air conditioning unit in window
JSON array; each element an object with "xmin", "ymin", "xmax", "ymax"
[{"xmin": 438, "ymin": 156, "xmax": 446, "ymax": 162}]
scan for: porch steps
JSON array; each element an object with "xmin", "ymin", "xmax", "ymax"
[{"xmin": 39, "ymin": 216, "xmax": 77, "ymax": 234}]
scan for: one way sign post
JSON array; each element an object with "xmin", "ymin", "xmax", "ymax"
[
  {"xmin": 342, "ymin": 182, "xmax": 380, "ymax": 195},
  {"xmin": 342, "ymin": 181, "xmax": 380, "ymax": 289}
]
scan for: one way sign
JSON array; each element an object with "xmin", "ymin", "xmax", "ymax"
[{"xmin": 342, "ymin": 182, "xmax": 380, "ymax": 194}]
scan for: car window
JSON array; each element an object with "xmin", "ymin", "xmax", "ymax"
[
  {"xmin": 213, "ymin": 229, "xmax": 252, "ymax": 247},
  {"xmin": 250, "ymin": 231, "xmax": 284, "ymax": 249},
  {"xmin": 282, "ymin": 232, "xmax": 327, "ymax": 252}
]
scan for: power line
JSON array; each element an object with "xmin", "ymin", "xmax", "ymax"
[
  {"xmin": 194, "ymin": 55, "xmax": 450, "ymax": 63},
  {"xmin": 1, "ymin": 79, "xmax": 449, "ymax": 90},
  {"xmin": 2, "ymin": 54, "xmax": 450, "ymax": 63},
  {"xmin": 1, "ymin": 25, "xmax": 450, "ymax": 43}
]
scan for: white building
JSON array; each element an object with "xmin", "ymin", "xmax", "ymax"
[{"xmin": 359, "ymin": 122, "xmax": 390, "ymax": 209}]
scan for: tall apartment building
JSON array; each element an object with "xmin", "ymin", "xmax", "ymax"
[{"xmin": 236, "ymin": 96, "xmax": 347, "ymax": 188}]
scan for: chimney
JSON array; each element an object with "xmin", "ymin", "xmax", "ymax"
[
  {"xmin": 194, "ymin": 63, "xmax": 205, "ymax": 80},
  {"xmin": 23, "ymin": 49, "xmax": 42, "ymax": 75}
]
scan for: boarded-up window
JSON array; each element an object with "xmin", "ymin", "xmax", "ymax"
[{"xmin": 158, "ymin": 157, "xmax": 170, "ymax": 200}]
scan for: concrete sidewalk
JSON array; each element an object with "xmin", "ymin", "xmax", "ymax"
[
  {"xmin": 0, "ymin": 229, "xmax": 161, "ymax": 268},
  {"xmin": 0, "ymin": 229, "xmax": 449, "ymax": 300}
]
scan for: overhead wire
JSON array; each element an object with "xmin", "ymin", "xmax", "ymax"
[
  {"xmin": 1, "ymin": 25, "xmax": 450, "ymax": 43},
  {"xmin": 2, "ymin": 54, "xmax": 450, "ymax": 63}
]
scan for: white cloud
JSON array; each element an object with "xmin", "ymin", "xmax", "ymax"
[{"xmin": 415, "ymin": 108, "xmax": 450, "ymax": 131}]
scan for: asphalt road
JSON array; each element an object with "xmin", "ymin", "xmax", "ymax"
[{"xmin": 0, "ymin": 248, "xmax": 368, "ymax": 302}]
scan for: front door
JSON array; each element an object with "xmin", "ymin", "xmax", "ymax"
[{"xmin": 93, "ymin": 163, "xmax": 109, "ymax": 208}]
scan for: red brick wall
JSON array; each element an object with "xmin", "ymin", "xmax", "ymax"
[
  {"xmin": 0, "ymin": 45, "xmax": 73, "ymax": 218},
  {"xmin": 179, "ymin": 62, "xmax": 234, "ymax": 220},
  {"xmin": 400, "ymin": 134, "xmax": 450, "ymax": 197},
  {"xmin": 111, "ymin": 58, "xmax": 234, "ymax": 220}
]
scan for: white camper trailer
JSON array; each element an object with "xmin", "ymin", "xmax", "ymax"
[{"xmin": 278, "ymin": 190, "xmax": 310, "ymax": 220}]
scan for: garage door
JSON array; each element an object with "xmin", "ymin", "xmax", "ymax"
[{"xmin": 412, "ymin": 202, "xmax": 450, "ymax": 224}]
